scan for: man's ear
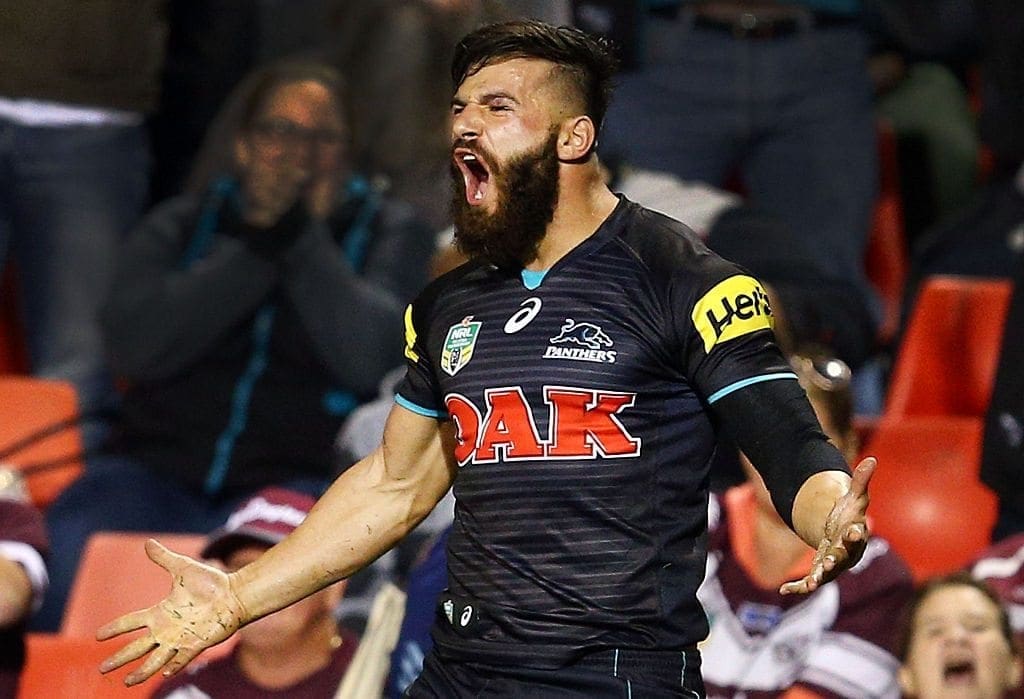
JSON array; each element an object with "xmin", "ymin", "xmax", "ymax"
[{"xmin": 557, "ymin": 116, "xmax": 597, "ymax": 162}]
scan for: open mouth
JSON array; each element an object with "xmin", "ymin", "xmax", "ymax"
[
  {"xmin": 454, "ymin": 148, "xmax": 491, "ymax": 206},
  {"xmin": 943, "ymin": 658, "xmax": 977, "ymax": 686}
]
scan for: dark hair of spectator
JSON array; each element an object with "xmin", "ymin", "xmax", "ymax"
[
  {"xmin": 450, "ymin": 20, "xmax": 618, "ymax": 130},
  {"xmin": 897, "ymin": 572, "xmax": 1018, "ymax": 660},
  {"xmin": 186, "ymin": 59, "xmax": 350, "ymax": 194}
]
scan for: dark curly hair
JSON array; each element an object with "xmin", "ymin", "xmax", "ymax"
[{"xmin": 450, "ymin": 19, "xmax": 618, "ymax": 130}]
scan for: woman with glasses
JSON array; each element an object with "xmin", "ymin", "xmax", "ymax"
[
  {"xmin": 35, "ymin": 59, "xmax": 437, "ymax": 632},
  {"xmin": 697, "ymin": 350, "xmax": 916, "ymax": 698}
]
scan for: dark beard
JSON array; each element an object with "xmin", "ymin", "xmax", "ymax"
[{"xmin": 450, "ymin": 130, "xmax": 560, "ymax": 271}]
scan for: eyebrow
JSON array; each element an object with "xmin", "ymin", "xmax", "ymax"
[{"xmin": 451, "ymin": 91, "xmax": 520, "ymax": 108}]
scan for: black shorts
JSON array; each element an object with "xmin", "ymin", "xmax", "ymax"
[{"xmin": 404, "ymin": 646, "xmax": 706, "ymax": 698}]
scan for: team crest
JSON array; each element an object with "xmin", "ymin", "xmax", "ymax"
[{"xmin": 441, "ymin": 316, "xmax": 482, "ymax": 376}]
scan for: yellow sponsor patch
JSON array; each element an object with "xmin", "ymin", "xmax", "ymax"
[
  {"xmin": 403, "ymin": 305, "xmax": 420, "ymax": 362},
  {"xmin": 691, "ymin": 275, "xmax": 774, "ymax": 352}
]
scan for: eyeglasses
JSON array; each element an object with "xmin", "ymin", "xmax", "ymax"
[
  {"xmin": 249, "ymin": 118, "xmax": 345, "ymax": 150},
  {"xmin": 789, "ymin": 353, "xmax": 852, "ymax": 393}
]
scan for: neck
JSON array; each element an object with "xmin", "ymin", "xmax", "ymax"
[
  {"xmin": 235, "ymin": 622, "xmax": 339, "ymax": 690},
  {"xmin": 526, "ymin": 164, "xmax": 619, "ymax": 271}
]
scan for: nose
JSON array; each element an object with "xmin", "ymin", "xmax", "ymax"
[{"xmin": 453, "ymin": 104, "xmax": 482, "ymax": 141}]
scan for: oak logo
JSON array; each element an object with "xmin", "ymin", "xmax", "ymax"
[
  {"xmin": 691, "ymin": 275, "xmax": 773, "ymax": 352},
  {"xmin": 445, "ymin": 386, "xmax": 641, "ymax": 466}
]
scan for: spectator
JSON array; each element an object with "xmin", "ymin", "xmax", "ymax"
[
  {"xmin": 322, "ymin": 0, "xmax": 511, "ymax": 230},
  {"xmin": 590, "ymin": 0, "xmax": 883, "ymax": 366},
  {"xmin": 0, "ymin": 1, "xmax": 168, "ymax": 444},
  {"xmin": 151, "ymin": 486, "xmax": 358, "ymax": 698},
  {"xmin": 865, "ymin": 0, "xmax": 980, "ymax": 241},
  {"xmin": 971, "ymin": 535, "xmax": 1024, "ymax": 645},
  {"xmin": 898, "ymin": 573, "xmax": 1022, "ymax": 699},
  {"xmin": 34, "ymin": 58, "xmax": 435, "ymax": 631},
  {"xmin": 697, "ymin": 350, "xmax": 914, "ymax": 697},
  {"xmin": 0, "ymin": 468, "xmax": 49, "ymax": 697}
]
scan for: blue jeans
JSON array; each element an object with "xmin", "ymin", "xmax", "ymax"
[
  {"xmin": 33, "ymin": 453, "xmax": 330, "ymax": 631},
  {"xmin": 0, "ymin": 120, "xmax": 150, "ymax": 445},
  {"xmin": 602, "ymin": 14, "xmax": 879, "ymax": 307}
]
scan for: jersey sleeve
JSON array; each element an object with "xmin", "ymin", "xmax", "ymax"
[
  {"xmin": 394, "ymin": 291, "xmax": 445, "ymax": 419},
  {"xmin": 670, "ymin": 255, "xmax": 796, "ymax": 404}
]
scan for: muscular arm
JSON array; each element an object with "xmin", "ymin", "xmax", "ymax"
[
  {"xmin": 231, "ymin": 405, "xmax": 457, "ymax": 619},
  {"xmin": 99, "ymin": 404, "xmax": 457, "ymax": 685}
]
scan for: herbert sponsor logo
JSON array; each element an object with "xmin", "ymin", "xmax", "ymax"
[
  {"xmin": 544, "ymin": 318, "xmax": 617, "ymax": 363},
  {"xmin": 691, "ymin": 275, "xmax": 773, "ymax": 352}
]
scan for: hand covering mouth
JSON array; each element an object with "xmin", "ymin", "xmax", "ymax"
[{"xmin": 454, "ymin": 148, "xmax": 492, "ymax": 205}]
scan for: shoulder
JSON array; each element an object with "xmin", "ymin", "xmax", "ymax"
[
  {"xmin": 970, "ymin": 534, "xmax": 1024, "ymax": 609},
  {"xmin": 613, "ymin": 199, "xmax": 765, "ymax": 307},
  {"xmin": 407, "ymin": 258, "xmax": 493, "ymax": 325}
]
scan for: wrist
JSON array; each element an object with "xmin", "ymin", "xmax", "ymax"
[{"xmin": 791, "ymin": 469, "xmax": 850, "ymax": 547}]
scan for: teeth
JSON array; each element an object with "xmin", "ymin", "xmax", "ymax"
[
  {"xmin": 474, "ymin": 191, "xmax": 483, "ymax": 200},
  {"xmin": 462, "ymin": 154, "xmax": 477, "ymax": 162}
]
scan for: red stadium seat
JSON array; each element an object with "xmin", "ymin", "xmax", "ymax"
[
  {"xmin": 883, "ymin": 275, "xmax": 1012, "ymax": 418},
  {"xmin": 863, "ymin": 415, "xmax": 997, "ymax": 582},
  {"xmin": 0, "ymin": 376, "xmax": 83, "ymax": 508}
]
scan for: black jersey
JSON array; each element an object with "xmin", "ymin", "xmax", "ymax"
[{"xmin": 396, "ymin": 197, "xmax": 795, "ymax": 668}]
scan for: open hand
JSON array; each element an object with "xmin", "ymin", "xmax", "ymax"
[
  {"xmin": 779, "ymin": 457, "xmax": 875, "ymax": 595},
  {"xmin": 96, "ymin": 539, "xmax": 246, "ymax": 686}
]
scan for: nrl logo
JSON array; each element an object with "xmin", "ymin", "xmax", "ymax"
[
  {"xmin": 441, "ymin": 316, "xmax": 482, "ymax": 376},
  {"xmin": 543, "ymin": 318, "xmax": 617, "ymax": 363}
]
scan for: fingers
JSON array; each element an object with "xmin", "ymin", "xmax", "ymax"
[
  {"xmin": 844, "ymin": 521, "xmax": 868, "ymax": 543},
  {"xmin": 848, "ymin": 456, "xmax": 876, "ymax": 497},
  {"xmin": 144, "ymin": 538, "xmax": 179, "ymax": 571},
  {"xmin": 96, "ymin": 609, "xmax": 149, "ymax": 641},
  {"xmin": 125, "ymin": 643, "xmax": 180, "ymax": 687},
  {"xmin": 99, "ymin": 634, "xmax": 158, "ymax": 674}
]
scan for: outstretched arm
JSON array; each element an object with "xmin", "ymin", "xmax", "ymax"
[
  {"xmin": 711, "ymin": 378, "xmax": 874, "ymax": 595},
  {"xmin": 97, "ymin": 404, "xmax": 457, "ymax": 686}
]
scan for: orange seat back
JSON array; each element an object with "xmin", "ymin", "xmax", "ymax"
[
  {"xmin": 863, "ymin": 416, "xmax": 997, "ymax": 582},
  {"xmin": 0, "ymin": 376, "xmax": 83, "ymax": 508},
  {"xmin": 62, "ymin": 532, "xmax": 207, "ymax": 638},
  {"xmin": 884, "ymin": 275, "xmax": 1012, "ymax": 418},
  {"xmin": 18, "ymin": 633, "xmax": 144, "ymax": 698}
]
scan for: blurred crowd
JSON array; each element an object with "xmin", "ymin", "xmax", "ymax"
[{"xmin": 2, "ymin": 0, "xmax": 1024, "ymax": 697}]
